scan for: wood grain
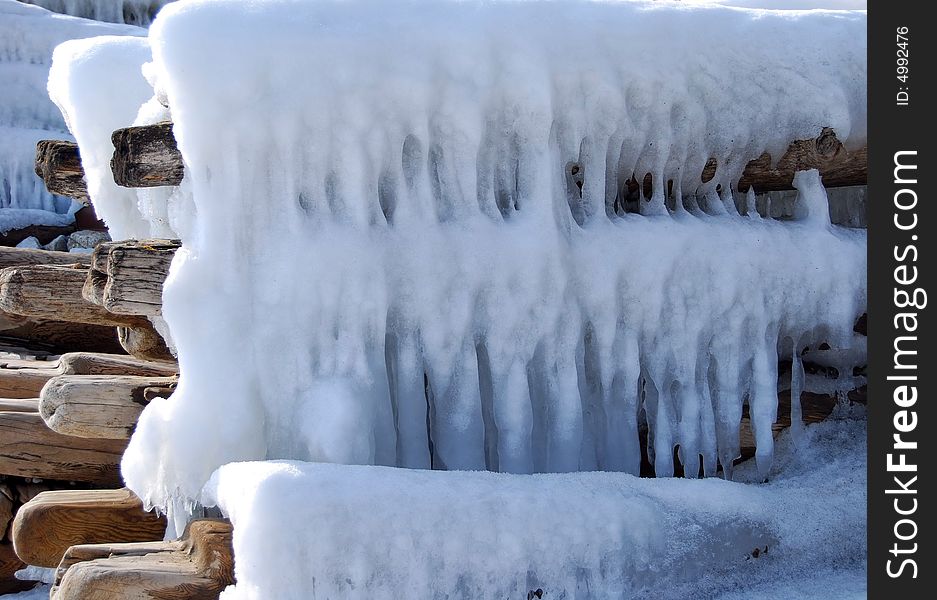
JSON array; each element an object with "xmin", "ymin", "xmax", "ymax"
[
  {"xmin": 12, "ymin": 488, "xmax": 166, "ymax": 568},
  {"xmin": 0, "ymin": 411, "xmax": 126, "ymax": 485},
  {"xmin": 40, "ymin": 374, "xmax": 177, "ymax": 439},
  {"xmin": 52, "ymin": 519, "xmax": 234, "ymax": 600},
  {"xmin": 35, "ymin": 140, "xmax": 88, "ymax": 201}
]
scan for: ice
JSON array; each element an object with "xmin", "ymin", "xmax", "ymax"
[
  {"xmin": 0, "ymin": 0, "xmax": 142, "ymax": 221},
  {"xmin": 88, "ymin": 0, "xmax": 869, "ymax": 516},
  {"xmin": 17, "ymin": 0, "xmax": 174, "ymax": 26},
  {"xmin": 202, "ymin": 416, "xmax": 866, "ymax": 599},
  {"xmin": 48, "ymin": 35, "xmax": 157, "ymax": 239}
]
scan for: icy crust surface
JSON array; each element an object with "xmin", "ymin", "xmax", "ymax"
[
  {"xmin": 203, "ymin": 416, "xmax": 866, "ymax": 600},
  {"xmin": 0, "ymin": 0, "xmax": 141, "ymax": 213},
  {"xmin": 121, "ymin": 0, "xmax": 867, "ymax": 510}
]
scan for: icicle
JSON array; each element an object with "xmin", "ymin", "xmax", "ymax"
[{"xmin": 790, "ymin": 340, "xmax": 805, "ymax": 442}]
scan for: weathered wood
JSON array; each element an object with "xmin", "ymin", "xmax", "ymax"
[
  {"xmin": 84, "ymin": 239, "xmax": 180, "ymax": 316},
  {"xmin": 0, "ymin": 264, "xmax": 147, "ymax": 329},
  {"xmin": 0, "ymin": 399, "xmax": 39, "ymax": 413},
  {"xmin": 111, "ymin": 122, "xmax": 183, "ymax": 188},
  {"xmin": 736, "ymin": 130, "xmax": 867, "ymax": 192},
  {"xmin": 52, "ymin": 519, "xmax": 234, "ymax": 600},
  {"xmin": 111, "ymin": 122, "xmax": 865, "ymax": 193},
  {"xmin": 0, "ymin": 484, "xmax": 12, "ymax": 538},
  {"xmin": 0, "ymin": 352, "xmax": 175, "ymax": 400},
  {"xmin": 118, "ymin": 326, "xmax": 175, "ymax": 362},
  {"xmin": 12, "ymin": 488, "xmax": 166, "ymax": 568},
  {"xmin": 40, "ymin": 374, "xmax": 177, "ymax": 439},
  {"xmin": 0, "ymin": 411, "xmax": 125, "ymax": 485},
  {"xmin": 35, "ymin": 140, "xmax": 89, "ymax": 201},
  {"xmin": 0, "ymin": 320, "xmax": 125, "ymax": 357},
  {"xmin": 1, "ymin": 542, "xmax": 37, "ymax": 595}
]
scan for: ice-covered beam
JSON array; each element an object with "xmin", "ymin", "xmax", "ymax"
[{"xmin": 109, "ymin": 121, "xmax": 867, "ymax": 193}]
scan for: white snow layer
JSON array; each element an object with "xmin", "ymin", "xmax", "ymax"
[
  {"xmin": 17, "ymin": 0, "xmax": 174, "ymax": 26},
  {"xmin": 204, "ymin": 415, "xmax": 866, "ymax": 599},
  {"xmin": 103, "ymin": 0, "xmax": 868, "ymax": 514},
  {"xmin": 0, "ymin": 0, "xmax": 142, "ymax": 215}
]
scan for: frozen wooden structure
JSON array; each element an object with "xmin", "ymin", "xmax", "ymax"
[{"xmin": 0, "ymin": 113, "xmax": 868, "ymax": 598}]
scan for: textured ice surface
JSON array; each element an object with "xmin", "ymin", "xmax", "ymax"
[
  {"xmin": 0, "ymin": 0, "xmax": 141, "ymax": 217},
  {"xmin": 204, "ymin": 415, "xmax": 866, "ymax": 599},
  {"xmin": 18, "ymin": 0, "xmax": 174, "ymax": 26},
  {"xmin": 106, "ymin": 0, "xmax": 867, "ymax": 515}
]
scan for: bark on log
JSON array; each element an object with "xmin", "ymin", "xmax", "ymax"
[
  {"xmin": 84, "ymin": 239, "xmax": 180, "ymax": 317},
  {"xmin": 111, "ymin": 122, "xmax": 866, "ymax": 192},
  {"xmin": 40, "ymin": 374, "xmax": 177, "ymax": 439},
  {"xmin": 111, "ymin": 122, "xmax": 183, "ymax": 188},
  {"xmin": 34, "ymin": 140, "xmax": 88, "ymax": 201},
  {"xmin": 52, "ymin": 519, "xmax": 234, "ymax": 600},
  {"xmin": 0, "ymin": 412, "xmax": 125, "ymax": 485},
  {"xmin": 12, "ymin": 488, "xmax": 166, "ymax": 568}
]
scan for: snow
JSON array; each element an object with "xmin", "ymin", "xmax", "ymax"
[
  {"xmin": 204, "ymin": 414, "xmax": 866, "ymax": 599},
  {"xmin": 0, "ymin": 0, "xmax": 143, "ymax": 224},
  {"xmin": 109, "ymin": 0, "xmax": 867, "ymax": 518}
]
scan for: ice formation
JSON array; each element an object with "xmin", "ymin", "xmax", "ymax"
[
  {"xmin": 204, "ymin": 415, "xmax": 866, "ymax": 599},
  {"xmin": 18, "ymin": 0, "xmax": 174, "ymax": 26},
  {"xmin": 43, "ymin": 0, "xmax": 870, "ymax": 517},
  {"xmin": 0, "ymin": 0, "xmax": 141, "ymax": 217}
]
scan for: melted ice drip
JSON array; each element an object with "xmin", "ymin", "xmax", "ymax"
[{"xmin": 102, "ymin": 0, "xmax": 869, "ymax": 511}]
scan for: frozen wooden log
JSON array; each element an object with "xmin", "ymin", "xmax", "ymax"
[
  {"xmin": 111, "ymin": 122, "xmax": 184, "ymax": 188},
  {"xmin": 40, "ymin": 374, "xmax": 177, "ymax": 439},
  {"xmin": 0, "ymin": 412, "xmax": 125, "ymax": 485},
  {"xmin": 112, "ymin": 122, "xmax": 865, "ymax": 193},
  {"xmin": 12, "ymin": 488, "xmax": 166, "ymax": 568},
  {"xmin": 0, "ymin": 264, "xmax": 147, "ymax": 329},
  {"xmin": 51, "ymin": 518, "xmax": 234, "ymax": 600},
  {"xmin": 34, "ymin": 140, "xmax": 89, "ymax": 201},
  {"xmin": 84, "ymin": 239, "xmax": 180, "ymax": 316}
]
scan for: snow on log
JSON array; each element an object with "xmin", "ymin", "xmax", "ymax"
[
  {"xmin": 111, "ymin": 122, "xmax": 183, "ymax": 188},
  {"xmin": 40, "ymin": 374, "xmax": 177, "ymax": 439},
  {"xmin": 11, "ymin": 488, "xmax": 167, "ymax": 569},
  {"xmin": 84, "ymin": 239, "xmax": 180, "ymax": 316},
  {"xmin": 35, "ymin": 140, "xmax": 88, "ymax": 201},
  {"xmin": 51, "ymin": 518, "xmax": 234, "ymax": 600},
  {"xmin": 0, "ymin": 411, "xmax": 125, "ymax": 484}
]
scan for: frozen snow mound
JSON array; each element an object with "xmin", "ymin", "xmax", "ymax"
[
  {"xmin": 205, "ymin": 461, "xmax": 774, "ymax": 599},
  {"xmin": 204, "ymin": 415, "xmax": 866, "ymax": 599},
  {"xmin": 17, "ymin": 0, "xmax": 174, "ymax": 26},
  {"xmin": 118, "ymin": 0, "xmax": 867, "ymax": 513},
  {"xmin": 0, "ymin": 0, "xmax": 142, "ymax": 215}
]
